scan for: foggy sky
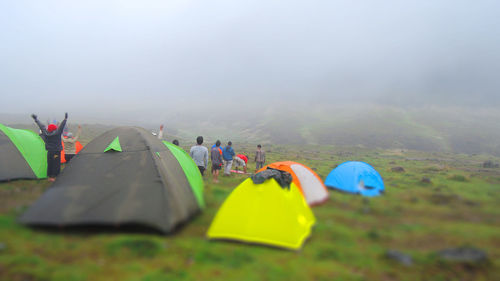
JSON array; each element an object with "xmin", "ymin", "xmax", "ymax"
[{"xmin": 1, "ymin": 0, "xmax": 499, "ymax": 121}]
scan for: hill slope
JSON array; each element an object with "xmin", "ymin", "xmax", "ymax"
[
  {"xmin": 3, "ymin": 105, "xmax": 499, "ymax": 156},
  {"xmin": 165, "ymin": 105, "xmax": 500, "ymax": 156}
]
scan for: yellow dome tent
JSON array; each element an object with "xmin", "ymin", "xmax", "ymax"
[{"xmin": 207, "ymin": 178, "xmax": 315, "ymax": 250}]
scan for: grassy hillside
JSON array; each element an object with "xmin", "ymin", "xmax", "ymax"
[
  {"xmin": 163, "ymin": 105, "xmax": 500, "ymax": 156},
  {"xmin": 0, "ymin": 146, "xmax": 499, "ymax": 281}
]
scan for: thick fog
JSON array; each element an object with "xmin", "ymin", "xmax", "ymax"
[{"xmin": 1, "ymin": 0, "xmax": 499, "ymax": 123}]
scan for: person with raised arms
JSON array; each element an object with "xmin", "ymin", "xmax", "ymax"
[{"xmin": 31, "ymin": 112, "xmax": 68, "ymax": 182}]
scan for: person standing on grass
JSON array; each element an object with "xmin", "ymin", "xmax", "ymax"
[
  {"xmin": 190, "ymin": 136, "xmax": 208, "ymax": 176},
  {"xmin": 62, "ymin": 125, "xmax": 82, "ymax": 163},
  {"xmin": 211, "ymin": 140, "xmax": 223, "ymax": 183},
  {"xmin": 212, "ymin": 142, "xmax": 222, "ymax": 155},
  {"xmin": 222, "ymin": 141, "xmax": 235, "ymax": 176},
  {"xmin": 255, "ymin": 144, "xmax": 266, "ymax": 171},
  {"xmin": 31, "ymin": 112, "xmax": 68, "ymax": 182}
]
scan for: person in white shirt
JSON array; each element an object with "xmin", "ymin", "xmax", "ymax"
[{"xmin": 190, "ymin": 136, "xmax": 209, "ymax": 176}]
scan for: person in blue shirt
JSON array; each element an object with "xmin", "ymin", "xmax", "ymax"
[{"xmin": 222, "ymin": 141, "xmax": 235, "ymax": 176}]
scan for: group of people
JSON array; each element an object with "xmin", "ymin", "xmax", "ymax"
[
  {"xmin": 189, "ymin": 136, "xmax": 266, "ymax": 183},
  {"xmin": 32, "ymin": 114, "xmax": 266, "ymax": 185}
]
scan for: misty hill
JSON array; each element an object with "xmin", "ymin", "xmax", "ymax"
[
  {"xmin": 2, "ymin": 105, "xmax": 499, "ymax": 156},
  {"xmin": 163, "ymin": 105, "xmax": 500, "ymax": 156}
]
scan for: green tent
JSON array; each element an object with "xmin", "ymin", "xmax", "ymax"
[
  {"xmin": 0, "ymin": 124, "xmax": 47, "ymax": 181},
  {"xmin": 163, "ymin": 141, "xmax": 205, "ymax": 208},
  {"xmin": 20, "ymin": 127, "xmax": 203, "ymax": 233}
]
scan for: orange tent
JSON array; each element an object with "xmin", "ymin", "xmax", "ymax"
[
  {"xmin": 61, "ymin": 140, "xmax": 83, "ymax": 163},
  {"xmin": 258, "ymin": 161, "xmax": 329, "ymax": 206}
]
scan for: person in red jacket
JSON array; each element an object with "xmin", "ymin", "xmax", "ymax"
[
  {"xmin": 237, "ymin": 154, "xmax": 248, "ymax": 164},
  {"xmin": 234, "ymin": 154, "xmax": 248, "ymax": 173}
]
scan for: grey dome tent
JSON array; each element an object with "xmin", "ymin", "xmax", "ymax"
[{"xmin": 20, "ymin": 127, "xmax": 203, "ymax": 233}]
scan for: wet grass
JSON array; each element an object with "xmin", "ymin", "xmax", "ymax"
[{"xmin": 0, "ymin": 146, "xmax": 499, "ymax": 280}]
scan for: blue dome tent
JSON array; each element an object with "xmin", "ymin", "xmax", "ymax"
[{"xmin": 324, "ymin": 161, "xmax": 384, "ymax": 197}]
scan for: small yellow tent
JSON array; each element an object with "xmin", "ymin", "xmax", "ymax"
[{"xmin": 207, "ymin": 178, "xmax": 315, "ymax": 250}]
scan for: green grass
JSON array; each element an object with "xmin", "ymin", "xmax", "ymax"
[{"xmin": 0, "ymin": 146, "xmax": 499, "ymax": 281}]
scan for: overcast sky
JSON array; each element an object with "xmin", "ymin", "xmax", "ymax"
[{"xmin": 1, "ymin": 0, "xmax": 499, "ymax": 121}]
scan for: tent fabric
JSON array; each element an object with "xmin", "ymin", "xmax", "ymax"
[
  {"xmin": 163, "ymin": 141, "xmax": 205, "ymax": 208},
  {"xmin": 75, "ymin": 141, "xmax": 83, "ymax": 153},
  {"xmin": 258, "ymin": 161, "xmax": 329, "ymax": 206},
  {"xmin": 103, "ymin": 136, "xmax": 122, "ymax": 152},
  {"xmin": 20, "ymin": 127, "xmax": 203, "ymax": 233},
  {"xmin": 207, "ymin": 178, "xmax": 315, "ymax": 250},
  {"xmin": 324, "ymin": 161, "xmax": 384, "ymax": 197},
  {"xmin": 0, "ymin": 124, "xmax": 47, "ymax": 180}
]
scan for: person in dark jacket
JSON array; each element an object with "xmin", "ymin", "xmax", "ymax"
[
  {"xmin": 211, "ymin": 140, "xmax": 223, "ymax": 183},
  {"xmin": 32, "ymin": 113, "xmax": 68, "ymax": 182},
  {"xmin": 255, "ymin": 144, "xmax": 266, "ymax": 171}
]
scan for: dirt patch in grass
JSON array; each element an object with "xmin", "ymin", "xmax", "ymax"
[
  {"xmin": 448, "ymin": 174, "xmax": 469, "ymax": 182},
  {"xmin": 107, "ymin": 238, "xmax": 162, "ymax": 258}
]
